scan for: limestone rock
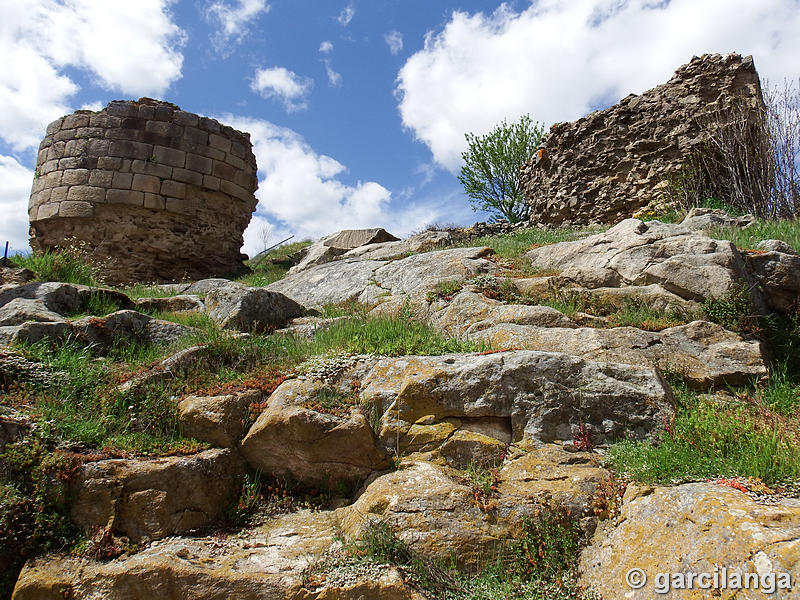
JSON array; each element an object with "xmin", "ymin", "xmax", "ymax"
[
  {"xmin": 268, "ymin": 259, "xmax": 386, "ymax": 308},
  {"xmin": 680, "ymin": 207, "xmax": 756, "ymax": 230},
  {"xmin": 240, "ymin": 379, "xmax": 389, "ymax": 489},
  {"xmin": 359, "ymin": 350, "xmax": 674, "ymax": 447},
  {"xmin": 526, "ymin": 219, "xmax": 751, "ymax": 302},
  {"xmin": 69, "ymin": 449, "xmax": 243, "ymax": 543},
  {"xmin": 71, "ymin": 310, "xmax": 194, "ymax": 348},
  {"xmin": 439, "ymin": 429, "xmax": 507, "ymax": 469},
  {"xmin": 565, "ymin": 284, "xmax": 700, "ymax": 316},
  {"xmin": 11, "ymin": 511, "xmax": 341, "ymax": 600},
  {"xmin": 29, "ymin": 99, "xmax": 258, "ymax": 284},
  {"xmin": 0, "ymin": 297, "xmax": 63, "ymax": 326},
  {"xmin": 522, "ymin": 54, "xmax": 765, "ymax": 225},
  {"xmin": 135, "ymin": 294, "xmax": 204, "ymax": 314},
  {"xmin": 183, "ymin": 278, "xmax": 245, "ymax": 296},
  {"xmin": 342, "ymin": 447, "xmax": 609, "ymax": 568},
  {"xmin": 178, "ymin": 390, "xmax": 260, "ymax": 448},
  {"xmin": 341, "ymin": 230, "xmax": 454, "ymax": 261},
  {"xmin": 118, "ymin": 344, "xmax": 209, "ymax": 393},
  {"xmin": 431, "ymin": 290, "xmax": 577, "ymax": 336},
  {"xmin": 0, "ymin": 267, "xmax": 34, "ymax": 285},
  {"xmin": 579, "ymin": 483, "xmax": 800, "ymax": 600},
  {"xmin": 290, "ymin": 228, "xmax": 399, "ymax": 274},
  {"xmin": 757, "ymin": 239, "xmax": 798, "ymax": 255},
  {"xmin": 205, "ymin": 285, "xmax": 306, "ymax": 331},
  {"xmin": 471, "ymin": 321, "xmax": 766, "ymax": 388},
  {"xmin": 745, "ymin": 249, "xmax": 800, "ymax": 313}
]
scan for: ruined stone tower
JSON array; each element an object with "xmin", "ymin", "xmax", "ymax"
[{"xmin": 28, "ymin": 98, "xmax": 259, "ymax": 284}]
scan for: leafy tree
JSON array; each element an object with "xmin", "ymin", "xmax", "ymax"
[{"xmin": 458, "ymin": 114, "xmax": 544, "ymax": 223}]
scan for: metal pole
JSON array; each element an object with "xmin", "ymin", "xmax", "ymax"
[
  {"xmin": 2, "ymin": 241, "xmax": 8, "ymax": 267},
  {"xmin": 251, "ymin": 235, "xmax": 295, "ymax": 268}
]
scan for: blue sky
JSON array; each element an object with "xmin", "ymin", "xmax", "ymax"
[{"xmin": 1, "ymin": 0, "xmax": 799, "ymax": 256}]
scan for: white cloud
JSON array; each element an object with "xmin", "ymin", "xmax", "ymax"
[
  {"xmin": 221, "ymin": 116, "xmax": 401, "ymax": 254},
  {"xmin": 337, "ymin": 4, "xmax": 355, "ymax": 26},
  {"xmin": 206, "ymin": 0, "xmax": 270, "ymax": 51},
  {"xmin": 80, "ymin": 101, "xmax": 104, "ymax": 112},
  {"xmin": 323, "ymin": 60, "xmax": 343, "ymax": 87},
  {"xmin": 0, "ymin": 0, "xmax": 184, "ymax": 153},
  {"xmin": 251, "ymin": 67, "xmax": 313, "ymax": 112},
  {"xmin": 396, "ymin": 0, "xmax": 800, "ymax": 171},
  {"xmin": 0, "ymin": 156, "xmax": 34, "ymax": 255},
  {"xmin": 319, "ymin": 40, "xmax": 334, "ymax": 54},
  {"xmin": 384, "ymin": 30, "xmax": 403, "ymax": 55}
]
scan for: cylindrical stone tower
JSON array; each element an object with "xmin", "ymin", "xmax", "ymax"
[{"xmin": 29, "ymin": 98, "xmax": 259, "ymax": 284}]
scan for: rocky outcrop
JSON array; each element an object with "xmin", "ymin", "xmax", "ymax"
[
  {"xmin": 521, "ymin": 54, "xmax": 765, "ymax": 225},
  {"xmin": 289, "ymin": 228, "xmax": 400, "ymax": 273},
  {"xmin": 177, "ymin": 390, "xmax": 261, "ymax": 448},
  {"xmin": 28, "ymin": 98, "xmax": 258, "ymax": 284},
  {"xmin": 360, "ymin": 350, "xmax": 674, "ymax": 447},
  {"xmin": 68, "ymin": 449, "xmax": 243, "ymax": 543},
  {"xmin": 579, "ymin": 483, "xmax": 800, "ymax": 599},
  {"xmin": 204, "ymin": 285, "xmax": 306, "ymax": 331},
  {"xmin": 240, "ymin": 379, "xmax": 390, "ymax": 489}
]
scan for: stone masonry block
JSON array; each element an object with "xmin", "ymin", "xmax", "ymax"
[
  {"xmin": 106, "ymin": 189, "xmax": 144, "ymax": 206},
  {"xmin": 160, "ymin": 180, "xmax": 186, "ymax": 199},
  {"xmin": 131, "ymin": 160, "xmax": 172, "ymax": 179},
  {"xmin": 67, "ymin": 186, "xmax": 106, "ymax": 203},
  {"xmin": 62, "ymin": 114, "xmax": 90, "ymax": 129},
  {"xmin": 172, "ymin": 168, "xmax": 203, "ymax": 186},
  {"xmin": 112, "ymin": 172, "xmax": 133, "ymax": 190},
  {"xmin": 209, "ymin": 133, "xmax": 232, "ymax": 153},
  {"xmin": 61, "ymin": 169, "xmax": 90, "ymax": 186},
  {"xmin": 109, "ymin": 140, "xmax": 153, "ymax": 161},
  {"xmin": 185, "ymin": 153, "xmax": 212, "ymax": 175},
  {"xmin": 58, "ymin": 201, "xmax": 95, "ymax": 218},
  {"xmin": 131, "ymin": 174, "xmax": 161, "ymax": 194},
  {"xmin": 88, "ymin": 170, "xmax": 115, "ymax": 188},
  {"xmin": 152, "ymin": 145, "xmax": 186, "ymax": 168}
]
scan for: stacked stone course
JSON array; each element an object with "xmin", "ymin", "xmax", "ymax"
[
  {"xmin": 29, "ymin": 98, "xmax": 258, "ymax": 284},
  {"xmin": 521, "ymin": 53, "xmax": 765, "ymax": 226}
]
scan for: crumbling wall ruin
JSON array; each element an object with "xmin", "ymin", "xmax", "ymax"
[
  {"xmin": 28, "ymin": 98, "xmax": 258, "ymax": 284},
  {"xmin": 521, "ymin": 53, "xmax": 765, "ymax": 225}
]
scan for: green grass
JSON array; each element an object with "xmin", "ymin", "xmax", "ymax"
[
  {"xmin": 11, "ymin": 247, "xmax": 104, "ymax": 286},
  {"xmin": 239, "ymin": 240, "xmax": 312, "ymax": 287},
  {"xmin": 120, "ymin": 283, "xmax": 184, "ymax": 300},
  {"xmin": 608, "ymin": 379, "xmax": 800, "ymax": 486},
  {"xmin": 708, "ymin": 218, "xmax": 800, "ymax": 253}
]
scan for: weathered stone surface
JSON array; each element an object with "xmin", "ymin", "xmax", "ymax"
[
  {"xmin": 178, "ymin": 390, "xmax": 260, "ymax": 448},
  {"xmin": 438, "ymin": 429, "xmax": 507, "ymax": 469},
  {"xmin": 69, "ymin": 449, "xmax": 243, "ymax": 542},
  {"xmin": 342, "ymin": 447, "xmax": 609, "ymax": 568},
  {"xmin": 680, "ymin": 207, "xmax": 756, "ymax": 230},
  {"xmin": 579, "ymin": 483, "xmax": 800, "ymax": 600},
  {"xmin": 0, "ymin": 407, "xmax": 31, "ymax": 450},
  {"xmin": 341, "ymin": 230, "xmax": 454, "ymax": 261},
  {"xmin": 471, "ymin": 321, "xmax": 766, "ymax": 388},
  {"xmin": 11, "ymin": 511, "xmax": 346, "ymax": 600},
  {"xmin": 565, "ymin": 284, "xmax": 700, "ymax": 315},
  {"xmin": 183, "ymin": 278, "xmax": 245, "ymax": 296},
  {"xmin": 1, "ymin": 321, "xmax": 71, "ymax": 346},
  {"xmin": 744, "ymin": 249, "xmax": 800, "ymax": 313},
  {"xmin": 431, "ymin": 290, "xmax": 578, "ymax": 336},
  {"xmin": 0, "ymin": 267, "xmax": 34, "ymax": 285},
  {"xmin": 29, "ymin": 99, "xmax": 258, "ymax": 284},
  {"xmin": 289, "ymin": 228, "xmax": 400, "ymax": 274},
  {"xmin": 757, "ymin": 239, "xmax": 798, "ymax": 255},
  {"xmin": 268, "ymin": 260, "xmax": 387, "ymax": 308},
  {"xmin": 135, "ymin": 294, "xmax": 204, "ymax": 314},
  {"xmin": 0, "ymin": 298, "xmax": 63, "ymax": 326},
  {"xmin": 204, "ymin": 286, "xmax": 306, "ymax": 331},
  {"xmin": 240, "ymin": 379, "xmax": 389, "ymax": 489},
  {"xmin": 118, "ymin": 344, "xmax": 209, "ymax": 393},
  {"xmin": 360, "ymin": 351, "xmax": 674, "ymax": 447},
  {"xmin": 522, "ymin": 53, "xmax": 765, "ymax": 225},
  {"xmin": 0, "ymin": 281, "xmax": 133, "ymax": 316},
  {"xmin": 71, "ymin": 310, "xmax": 194, "ymax": 348},
  {"xmin": 526, "ymin": 219, "xmax": 751, "ymax": 302}
]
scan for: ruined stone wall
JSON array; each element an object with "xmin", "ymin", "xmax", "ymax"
[
  {"xmin": 29, "ymin": 98, "xmax": 258, "ymax": 284},
  {"xmin": 521, "ymin": 53, "xmax": 765, "ymax": 225}
]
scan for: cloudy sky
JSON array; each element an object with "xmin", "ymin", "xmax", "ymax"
[{"xmin": 1, "ymin": 0, "xmax": 799, "ymax": 256}]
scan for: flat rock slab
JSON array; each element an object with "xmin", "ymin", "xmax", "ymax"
[
  {"xmin": 359, "ymin": 350, "xmax": 674, "ymax": 446},
  {"xmin": 471, "ymin": 320, "xmax": 767, "ymax": 388},
  {"xmin": 579, "ymin": 482, "xmax": 800, "ymax": 600}
]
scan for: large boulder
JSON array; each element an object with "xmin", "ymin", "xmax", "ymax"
[
  {"xmin": 359, "ymin": 350, "xmax": 674, "ymax": 448},
  {"xmin": 268, "ymin": 259, "xmax": 387, "ymax": 308},
  {"xmin": 341, "ymin": 230, "xmax": 454, "ymax": 261},
  {"xmin": 680, "ymin": 207, "xmax": 755, "ymax": 230},
  {"xmin": 579, "ymin": 483, "xmax": 800, "ymax": 599},
  {"xmin": 204, "ymin": 286, "xmax": 305, "ymax": 331},
  {"xmin": 240, "ymin": 379, "xmax": 390, "ymax": 490},
  {"xmin": 0, "ymin": 281, "xmax": 133, "ymax": 316},
  {"xmin": 471, "ymin": 321, "xmax": 767, "ymax": 388},
  {"xmin": 744, "ymin": 249, "xmax": 800, "ymax": 313},
  {"xmin": 69, "ymin": 449, "xmax": 243, "ymax": 543}
]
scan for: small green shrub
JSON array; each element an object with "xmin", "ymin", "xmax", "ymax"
[{"xmin": 701, "ymin": 281, "xmax": 755, "ymax": 332}]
